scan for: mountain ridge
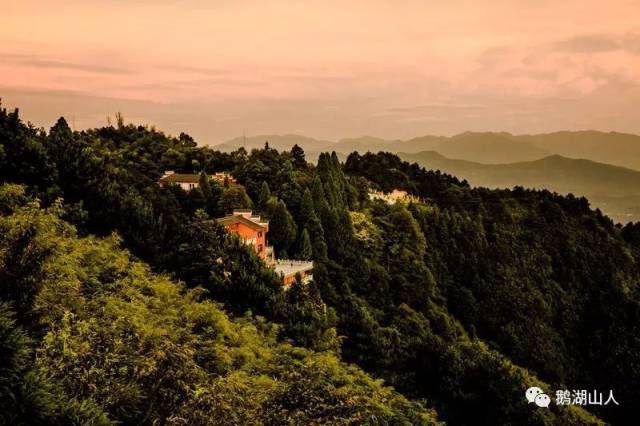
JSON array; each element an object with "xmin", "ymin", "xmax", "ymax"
[
  {"xmin": 213, "ymin": 130, "xmax": 640, "ymax": 170},
  {"xmin": 398, "ymin": 150, "xmax": 640, "ymax": 222}
]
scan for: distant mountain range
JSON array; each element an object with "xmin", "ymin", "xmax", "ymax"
[
  {"xmin": 398, "ymin": 151, "xmax": 640, "ymax": 197},
  {"xmin": 212, "ymin": 130, "xmax": 640, "ymax": 222},
  {"xmin": 398, "ymin": 151, "xmax": 640, "ymax": 223},
  {"xmin": 215, "ymin": 134, "xmax": 334, "ymax": 155},
  {"xmin": 213, "ymin": 130, "xmax": 640, "ymax": 171}
]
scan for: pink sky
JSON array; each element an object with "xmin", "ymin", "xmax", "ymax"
[{"xmin": 2, "ymin": 0, "xmax": 640, "ymax": 144}]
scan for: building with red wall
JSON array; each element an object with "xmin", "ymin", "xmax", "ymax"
[
  {"xmin": 216, "ymin": 210, "xmax": 269, "ymax": 260},
  {"xmin": 216, "ymin": 210, "xmax": 313, "ymax": 287}
]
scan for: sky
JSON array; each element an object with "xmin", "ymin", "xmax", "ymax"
[{"xmin": 2, "ymin": 0, "xmax": 640, "ymax": 144}]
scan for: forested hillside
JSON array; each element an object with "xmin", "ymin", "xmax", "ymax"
[
  {"xmin": 2, "ymin": 104, "xmax": 639, "ymax": 425},
  {"xmin": 0, "ymin": 184, "xmax": 441, "ymax": 425}
]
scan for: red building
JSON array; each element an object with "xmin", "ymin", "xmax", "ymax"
[
  {"xmin": 216, "ymin": 210, "xmax": 313, "ymax": 287},
  {"xmin": 216, "ymin": 210, "xmax": 270, "ymax": 260}
]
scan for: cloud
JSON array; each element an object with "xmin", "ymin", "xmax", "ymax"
[
  {"xmin": 622, "ymin": 33, "xmax": 640, "ymax": 54},
  {"xmin": 128, "ymin": 77, "xmax": 265, "ymax": 89},
  {"xmin": 554, "ymin": 34, "xmax": 620, "ymax": 53},
  {"xmin": 0, "ymin": 53, "xmax": 130, "ymax": 74},
  {"xmin": 158, "ymin": 64, "xmax": 228, "ymax": 76},
  {"xmin": 553, "ymin": 33, "xmax": 640, "ymax": 54},
  {"xmin": 387, "ymin": 104, "xmax": 484, "ymax": 114}
]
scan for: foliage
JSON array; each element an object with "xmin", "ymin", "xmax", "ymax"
[
  {"xmin": 267, "ymin": 199, "xmax": 297, "ymax": 258},
  {"xmin": 219, "ymin": 185, "xmax": 253, "ymax": 213},
  {"xmin": 2, "ymin": 105, "xmax": 637, "ymax": 424},
  {"xmin": 298, "ymin": 228, "xmax": 313, "ymax": 261},
  {"xmin": 0, "ymin": 195, "xmax": 439, "ymax": 425}
]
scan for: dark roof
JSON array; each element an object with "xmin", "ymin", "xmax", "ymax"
[
  {"xmin": 216, "ymin": 214, "xmax": 267, "ymax": 231},
  {"xmin": 159, "ymin": 173, "xmax": 200, "ymax": 183}
]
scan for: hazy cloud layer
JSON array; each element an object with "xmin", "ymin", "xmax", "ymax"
[
  {"xmin": 2, "ymin": 0, "xmax": 640, "ymax": 143},
  {"xmin": 0, "ymin": 52, "xmax": 130, "ymax": 74},
  {"xmin": 553, "ymin": 33, "xmax": 640, "ymax": 54}
]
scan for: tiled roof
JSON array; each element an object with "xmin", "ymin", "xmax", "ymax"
[
  {"xmin": 159, "ymin": 173, "xmax": 200, "ymax": 183},
  {"xmin": 216, "ymin": 214, "xmax": 267, "ymax": 231}
]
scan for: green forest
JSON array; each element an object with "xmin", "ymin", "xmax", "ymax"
[{"xmin": 2, "ymin": 104, "xmax": 639, "ymax": 425}]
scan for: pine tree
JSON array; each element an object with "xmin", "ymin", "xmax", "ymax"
[
  {"xmin": 316, "ymin": 152, "xmax": 349, "ymax": 209},
  {"xmin": 299, "ymin": 228, "xmax": 312, "ymax": 260},
  {"xmin": 299, "ymin": 187, "xmax": 328, "ymax": 261},
  {"xmin": 198, "ymin": 172, "xmax": 212, "ymax": 200},
  {"xmin": 334, "ymin": 207, "xmax": 356, "ymax": 259},
  {"xmin": 316, "ymin": 152, "xmax": 331, "ymax": 178},
  {"xmin": 299, "ymin": 188, "xmax": 315, "ymax": 225},
  {"xmin": 310, "ymin": 175, "xmax": 344, "ymax": 259},
  {"xmin": 258, "ymin": 181, "xmax": 272, "ymax": 212},
  {"xmin": 330, "ymin": 151, "xmax": 348, "ymax": 207},
  {"xmin": 268, "ymin": 199, "xmax": 297, "ymax": 258},
  {"xmin": 48, "ymin": 120, "xmax": 74, "ymax": 161},
  {"xmin": 311, "ymin": 176, "xmax": 330, "ymax": 217},
  {"xmin": 308, "ymin": 216, "xmax": 328, "ymax": 261},
  {"xmin": 291, "ymin": 144, "xmax": 307, "ymax": 169},
  {"xmin": 316, "ymin": 153, "xmax": 337, "ymax": 206}
]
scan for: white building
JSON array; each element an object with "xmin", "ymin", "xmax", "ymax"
[
  {"xmin": 369, "ymin": 189, "xmax": 420, "ymax": 204},
  {"xmin": 158, "ymin": 171, "xmax": 236, "ymax": 191}
]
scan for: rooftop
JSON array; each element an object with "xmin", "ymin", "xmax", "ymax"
[
  {"xmin": 159, "ymin": 171, "xmax": 235, "ymax": 184},
  {"xmin": 273, "ymin": 260, "xmax": 314, "ymax": 277},
  {"xmin": 159, "ymin": 173, "xmax": 200, "ymax": 183},
  {"xmin": 216, "ymin": 213, "xmax": 268, "ymax": 231}
]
